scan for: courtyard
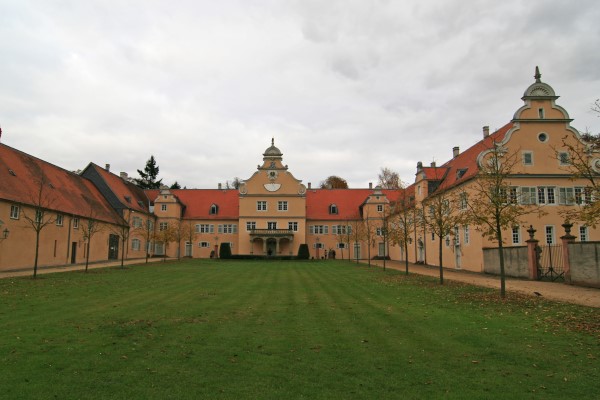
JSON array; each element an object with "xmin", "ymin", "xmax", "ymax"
[{"xmin": 1, "ymin": 260, "xmax": 598, "ymax": 399}]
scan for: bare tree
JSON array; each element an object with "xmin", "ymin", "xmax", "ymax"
[
  {"xmin": 458, "ymin": 142, "xmax": 545, "ymax": 297},
  {"xmin": 389, "ymin": 190, "xmax": 416, "ymax": 275},
  {"xmin": 420, "ymin": 187, "xmax": 458, "ymax": 285},
  {"xmin": 134, "ymin": 217, "xmax": 156, "ymax": 263},
  {"xmin": 110, "ymin": 213, "xmax": 131, "ymax": 269},
  {"xmin": 182, "ymin": 221, "xmax": 198, "ymax": 257},
  {"xmin": 22, "ymin": 170, "xmax": 57, "ymax": 278},
  {"xmin": 378, "ymin": 167, "xmax": 402, "ymax": 189},
  {"xmin": 155, "ymin": 221, "xmax": 176, "ymax": 261},
  {"xmin": 349, "ymin": 219, "xmax": 367, "ymax": 264},
  {"xmin": 362, "ymin": 209, "xmax": 377, "ymax": 267},
  {"xmin": 81, "ymin": 207, "xmax": 104, "ymax": 273}
]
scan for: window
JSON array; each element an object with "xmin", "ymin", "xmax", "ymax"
[
  {"xmin": 267, "ymin": 222, "xmax": 277, "ymax": 230},
  {"xmin": 522, "ymin": 151, "xmax": 533, "ymax": 166},
  {"xmin": 56, "ymin": 214, "xmax": 64, "ymax": 226},
  {"xmin": 558, "ymin": 187, "xmax": 575, "ymax": 205},
  {"xmin": 337, "ymin": 243, "xmax": 346, "ymax": 249},
  {"xmin": 159, "ymin": 222, "xmax": 168, "ymax": 231},
  {"xmin": 10, "ymin": 205, "xmax": 20, "ymax": 219},
  {"xmin": 288, "ymin": 222, "xmax": 298, "ymax": 231},
  {"xmin": 199, "ymin": 241, "xmax": 210, "ymax": 248},
  {"xmin": 558, "ymin": 152, "xmax": 570, "ymax": 165},
  {"xmin": 538, "ymin": 132, "xmax": 548, "ymax": 143},
  {"xmin": 520, "ymin": 187, "xmax": 537, "ymax": 204},
  {"xmin": 195, "ymin": 224, "xmax": 214, "ymax": 233},
  {"xmin": 309, "ymin": 225, "xmax": 328, "ymax": 234},
  {"xmin": 377, "ymin": 204, "xmax": 384, "ymax": 212},
  {"xmin": 132, "ymin": 238, "xmax": 141, "ymax": 251},
  {"xmin": 512, "ymin": 226, "xmax": 520, "ymax": 244},
  {"xmin": 161, "ymin": 204, "xmax": 167, "ymax": 211},
  {"xmin": 545, "ymin": 226, "xmax": 555, "ymax": 244},
  {"xmin": 431, "ymin": 232, "xmax": 435, "ymax": 241},
  {"xmin": 376, "ymin": 227, "xmax": 384, "ymax": 236},
  {"xmin": 210, "ymin": 204, "xmax": 218, "ymax": 215},
  {"xmin": 459, "ymin": 193, "xmax": 467, "ymax": 210},
  {"xmin": 35, "ymin": 210, "xmax": 43, "ymax": 223},
  {"xmin": 538, "ymin": 108, "xmax": 545, "ymax": 119},
  {"xmin": 73, "ymin": 218, "xmax": 79, "ymax": 229},
  {"xmin": 445, "ymin": 234, "xmax": 450, "ymax": 247},
  {"xmin": 246, "ymin": 221, "xmax": 256, "ymax": 231},
  {"xmin": 463, "ymin": 225, "xmax": 470, "ymax": 244},
  {"xmin": 257, "ymin": 201, "xmax": 267, "ymax": 211},
  {"xmin": 454, "ymin": 226, "xmax": 460, "ymax": 245},
  {"xmin": 313, "ymin": 243, "xmax": 324, "ymax": 249},
  {"xmin": 277, "ymin": 201, "xmax": 288, "ymax": 211},
  {"xmin": 537, "ymin": 187, "xmax": 556, "ymax": 205},
  {"xmin": 148, "ymin": 220, "xmax": 154, "ymax": 230},
  {"xmin": 218, "ymin": 224, "xmax": 237, "ymax": 234},
  {"xmin": 332, "ymin": 225, "xmax": 351, "ymax": 235},
  {"xmin": 132, "ymin": 216, "xmax": 142, "ymax": 228},
  {"xmin": 579, "ymin": 226, "xmax": 588, "ymax": 242},
  {"xmin": 329, "ymin": 204, "xmax": 338, "ymax": 214},
  {"xmin": 574, "ymin": 187, "xmax": 592, "ymax": 205}
]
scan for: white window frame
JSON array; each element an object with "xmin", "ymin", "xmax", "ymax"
[
  {"xmin": 132, "ymin": 216, "xmax": 142, "ymax": 228},
  {"xmin": 246, "ymin": 221, "xmax": 256, "ymax": 231},
  {"xmin": 132, "ymin": 238, "xmax": 141, "ymax": 251},
  {"xmin": 199, "ymin": 241, "xmax": 210, "ymax": 248},
  {"xmin": 537, "ymin": 187, "xmax": 556, "ymax": 205},
  {"xmin": 277, "ymin": 201, "xmax": 288, "ymax": 211},
  {"xmin": 463, "ymin": 225, "xmax": 470, "ymax": 245},
  {"xmin": 73, "ymin": 217, "xmax": 79, "ymax": 229},
  {"xmin": 520, "ymin": 187, "xmax": 537, "ymax": 205},
  {"xmin": 196, "ymin": 224, "xmax": 214, "ymax": 233},
  {"xmin": 161, "ymin": 204, "xmax": 167, "ymax": 211},
  {"xmin": 579, "ymin": 226, "xmax": 588, "ymax": 242},
  {"xmin": 512, "ymin": 226, "xmax": 520, "ymax": 244},
  {"xmin": 377, "ymin": 204, "xmax": 384, "ymax": 212},
  {"xmin": 159, "ymin": 222, "xmax": 168, "ymax": 231},
  {"xmin": 267, "ymin": 221, "xmax": 277, "ymax": 230},
  {"xmin": 10, "ymin": 204, "xmax": 20, "ymax": 219},
  {"xmin": 337, "ymin": 243, "xmax": 347, "ymax": 249},
  {"xmin": 218, "ymin": 224, "xmax": 237, "ymax": 234},
  {"xmin": 288, "ymin": 222, "xmax": 298, "ymax": 231},
  {"xmin": 558, "ymin": 152, "xmax": 570, "ymax": 166},
  {"xmin": 257, "ymin": 201, "xmax": 267, "ymax": 211},
  {"xmin": 56, "ymin": 214, "xmax": 64, "ymax": 226},
  {"xmin": 558, "ymin": 187, "xmax": 575, "ymax": 205},
  {"xmin": 309, "ymin": 225, "xmax": 328, "ymax": 235},
  {"xmin": 545, "ymin": 225, "xmax": 555, "ymax": 245}
]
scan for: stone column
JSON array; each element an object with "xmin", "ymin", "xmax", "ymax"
[
  {"xmin": 560, "ymin": 222, "xmax": 577, "ymax": 284},
  {"xmin": 276, "ymin": 238, "xmax": 280, "ymax": 254},
  {"xmin": 526, "ymin": 225, "xmax": 540, "ymax": 280}
]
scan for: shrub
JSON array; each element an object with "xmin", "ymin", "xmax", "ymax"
[
  {"xmin": 297, "ymin": 244, "xmax": 310, "ymax": 260},
  {"xmin": 219, "ymin": 243, "xmax": 232, "ymax": 259}
]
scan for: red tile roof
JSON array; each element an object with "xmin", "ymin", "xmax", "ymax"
[
  {"xmin": 306, "ymin": 188, "xmax": 403, "ymax": 220},
  {"xmin": 433, "ymin": 122, "xmax": 514, "ymax": 193},
  {"xmin": 146, "ymin": 189, "xmax": 240, "ymax": 220},
  {"xmin": 0, "ymin": 144, "xmax": 125, "ymax": 225}
]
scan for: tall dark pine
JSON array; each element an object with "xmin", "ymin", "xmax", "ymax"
[{"xmin": 134, "ymin": 155, "xmax": 163, "ymax": 189}]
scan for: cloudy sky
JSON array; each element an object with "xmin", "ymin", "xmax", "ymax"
[{"xmin": 1, "ymin": 0, "xmax": 599, "ymax": 189}]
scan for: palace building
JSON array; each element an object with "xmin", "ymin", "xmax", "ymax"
[{"xmin": 0, "ymin": 69, "xmax": 597, "ymax": 274}]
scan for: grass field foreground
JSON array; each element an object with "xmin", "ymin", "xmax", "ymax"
[{"xmin": 0, "ymin": 259, "xmax": 598, "ymax": 399}]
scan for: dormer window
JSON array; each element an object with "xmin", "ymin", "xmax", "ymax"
[
  {"xmin": 124, "ymin": 196, "xmax": 131, "ymax": 203},
  {"xmin": 210, "ymin": 204, "xmax": 218, "ymax": 215},
  {"xmin": 456, "ymin": 169, "xmax": 467, "ymax": 179},
  {"xmin": 329, "ymin": 204, "xmax": 338, "ymax": 214}
]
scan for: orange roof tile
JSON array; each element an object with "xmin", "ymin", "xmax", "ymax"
[
  {"xmin": 306, "ymin": 188, "xmax": 403, "ymax": 220},
  {"xmin": 0, "ymin": 144, "xmax": 124, "ymax": 225},
  {"xmin": 146, "ymin": 189, "xmax": 239, "ymax": 220}
]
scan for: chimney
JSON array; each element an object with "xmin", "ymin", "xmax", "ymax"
[
  {"xmin": 218, "ymin": 183, "xmax": 222, "ymax": 190},
  {"xmin": 416, "ymin": 161, "xmax": 423, "ymax": 171},
  {"xmin": 105, "ymin": 163, "xmax": 110, "ymax": 172},
  {"xmin": 308, "ymin": 182, "xmax": 312, "ymax": 189},
  {"xmin": 453, "ymin": 146, "xmax": 460, "ymax": 158},
  {"xmin": 483, "ymin": 126, "xmax": 490, "ymax": 138},
  {"xmin": 430, "ymin": 161, "xmax": 436, "ymax": 168},
  {"xmin": 369, "ymin": 182, "xmax": 373, "ymax": 189},
  {"xmin": 120, "ymin": 172, "xmax": 128, "ymax": 179}
]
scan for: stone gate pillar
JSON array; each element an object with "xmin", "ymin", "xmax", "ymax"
[
  {"xmin": 526, "ymin": 225, "xmax": 540, "ymax": 280},
  {"xmin": 560, "ymin": 222, "xmax": 577, "ymax": 284}
]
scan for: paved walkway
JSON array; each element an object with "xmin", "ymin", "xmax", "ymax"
[
  {"xmin": 0, "ymin": 257, "xmax": 164, "ymax": 279},
  {"xmin": 369, "ymin": 259, "xmax": 600, "ymax": 308}
]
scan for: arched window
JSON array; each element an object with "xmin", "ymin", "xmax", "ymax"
[
  {"xmin": 210, "ymin": 204, "xmax": 218, "ymax": 215},
  {"xmin": 329, "ymin": 204, "xmax": 338, "ymax": 214}
]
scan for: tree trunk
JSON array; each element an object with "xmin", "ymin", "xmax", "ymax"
[
  {"xmin": 496, "ymin": 217, "xmax": 506, "ymax": 298},
  {"xmin": 33, "ymin": 230, "xmax": 41, "ymax": 278},
  {"xmin": 120, "ymin": 235, "xmax": 126, "ymax": 268},
  {"xmin": 404, "ymin": 241, "xmax": 409, "ymax": 275},
  {"xmin": 438, "ymin": 235, "xmax": 444, "ymax": 285},
  {"xmin": 85, "ymin": 240, "xmax": 91, "ymax": 272}
]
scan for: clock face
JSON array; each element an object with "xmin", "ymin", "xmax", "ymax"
[{"xmin": 267, "ymin": 170, "xmax": 278, "ymax": 181}]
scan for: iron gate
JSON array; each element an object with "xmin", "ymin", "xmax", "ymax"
[{"xmin": 536, "ymin": 244, "xmax": 564, "ymax": 281}]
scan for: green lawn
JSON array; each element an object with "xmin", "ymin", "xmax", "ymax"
[{"xmin": 0, "ymin": 260, "xmax": 598, "ymax": 399}]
